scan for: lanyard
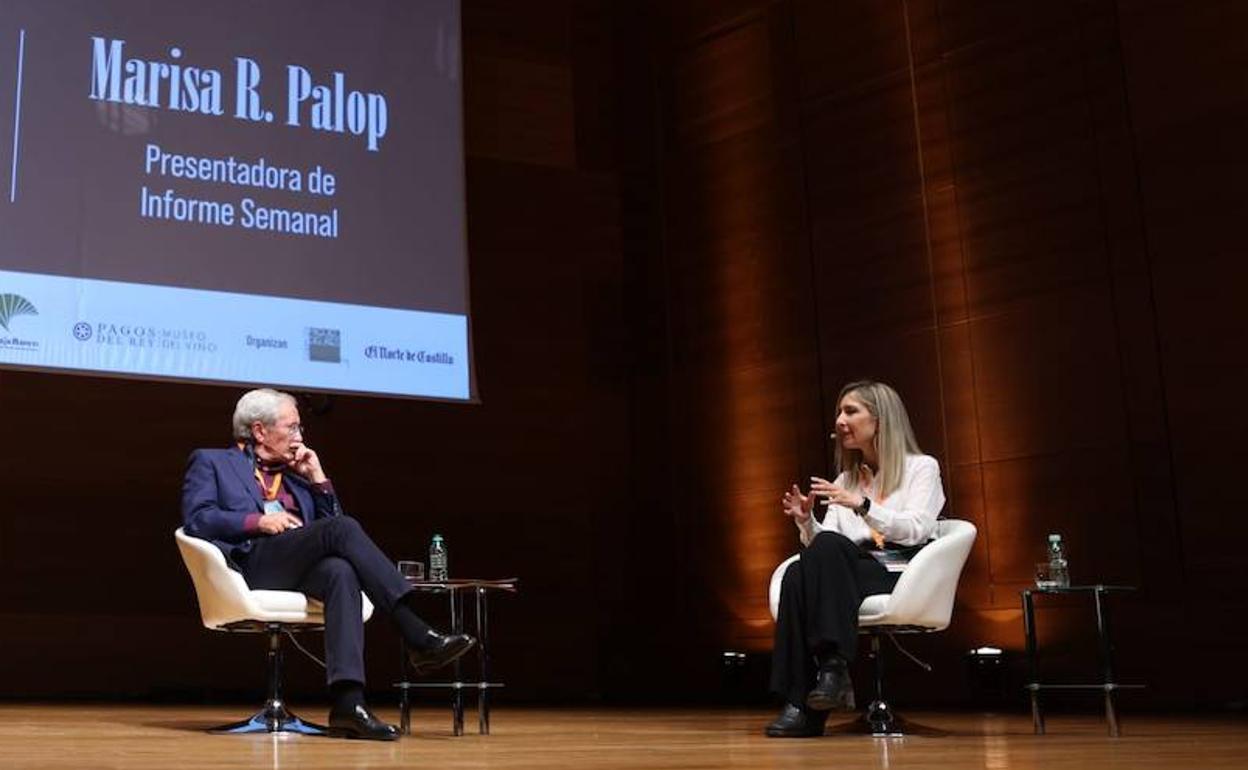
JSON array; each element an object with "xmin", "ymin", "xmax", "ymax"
[
  {"xmin": 254, "ymin": 467, "xmax": 283, "ymax": 501},
  {"xmin": 239, "ymin": 443, "xmax": 283, "ymax": 501}
]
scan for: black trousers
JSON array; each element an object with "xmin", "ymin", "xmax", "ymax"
[
  {"xmin": 238, "ymin": 516, "xmax": 412, "ymax": 686},
  {"xmin": 770, "ymin": 530, "xmax": 899, "ymax": 707}
]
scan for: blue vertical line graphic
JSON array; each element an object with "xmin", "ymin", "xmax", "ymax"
[{"xmin": 10, "ymin": 28, "xmax": 25, "ymax": 203}]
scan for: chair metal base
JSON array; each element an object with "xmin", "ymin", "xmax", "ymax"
[
  {"xmin": 824, "ymin": 631, "xmax": 947, "ymax": 738},
  {"xmin": 210, "ymin": 697, "xmax": 326, "ymax": 735},
  {"xmin": 208, "ymin": 623, "xmax": 326, "ymax": 737},
  {"xmin": 827, "ymin": 698, "xmax": 947, "ymax": 737}
]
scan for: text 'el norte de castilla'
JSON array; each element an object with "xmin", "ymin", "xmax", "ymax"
[{"xmin": 86, "ymin": 37, "xmax": 389, "ymax": 152}]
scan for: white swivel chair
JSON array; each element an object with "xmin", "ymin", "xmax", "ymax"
[
  {"xmin": 175, "ymin": 527, "xmax": 374, "ymax": 735},
  {"xmin": 768, "ymin": 519, "xmax": 977, "ymax": 736}
]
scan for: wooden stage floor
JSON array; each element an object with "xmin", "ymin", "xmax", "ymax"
[{"xmin": 0, "ymin": 704, "xmax": 1244, "ymax": 769}]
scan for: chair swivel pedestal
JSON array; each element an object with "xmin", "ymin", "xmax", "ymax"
[
  {"xmin": 210, "ymin": 623, "xmax": 325, "ymax": 735},
  {"xmin": 825, "ymin": 629, "xmax": 946, "ymax": 737}
]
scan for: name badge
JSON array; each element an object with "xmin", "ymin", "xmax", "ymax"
[{"xmin": 263, "ymin": 499, "xmax": 285, "ymax": 514}]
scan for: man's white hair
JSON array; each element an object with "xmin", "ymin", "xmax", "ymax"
[{"xmin": 232, "ymin": 388, "xmax": 296, "ymax": 441}]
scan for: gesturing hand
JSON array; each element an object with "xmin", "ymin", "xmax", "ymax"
[
  {"xmin": 782, "ymin": 484, "xmax": 815, "ymax": 523},
  {"xmin": 810, "ymin": 476, "xmax": 865, "ymax": 511},
  {"xmin": 257, "ymin": 511, "xmax": 303, "ymax": 535}
]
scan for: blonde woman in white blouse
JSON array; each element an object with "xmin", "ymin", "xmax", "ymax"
[{"xmin": 765, "ymin": 380, "xmax": 946, "ymax": 738}]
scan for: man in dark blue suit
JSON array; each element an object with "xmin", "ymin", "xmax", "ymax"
[{"xmin": 182, "ymin": 388, "xmax": 474, "ymax": 740}]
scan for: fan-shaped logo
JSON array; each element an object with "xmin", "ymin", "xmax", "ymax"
[
  {"xmin": 72, "ymin": 322, "xmax": 93, "ymax": 341},
  {"xmin": 0, "ymin": 293, "xmax": 38, "ymax": 331}
]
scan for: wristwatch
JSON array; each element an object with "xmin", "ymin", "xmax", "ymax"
[{"xmin": 854, "ymin": 497, "xmax": 871, "ymax": 517}]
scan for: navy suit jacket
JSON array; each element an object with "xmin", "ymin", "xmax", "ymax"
[{"xmin": 181, "ymin": 446, "xmax": 344, "ymax": 565}]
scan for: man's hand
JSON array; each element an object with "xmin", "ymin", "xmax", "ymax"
[
  {"xmin": 289, "ymin": 441, "xmax": 328, "ymax": 483},
  {"xmin": 782, "ymin": 484, "xmax": 815, "ymax": 524},
  {"xmin": 257, "ymin": 511, "xmax": 303, "ymax": 535}
]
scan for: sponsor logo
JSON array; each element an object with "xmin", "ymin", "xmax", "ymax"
[
  {"xmin": 0, "ymin": 293, "xmax": 40, "ymax": 351},
  {"xmin": 364, "ymin": 345, "xmax": 455, "ymax": 365},
  {"xmin": 0, "ymin": 293, "xmax": 37, "ymax": 331},
  {"xmin": 308, "ymin": 327, "xmax": 341, "ymax": 363},
  {"xmin": 73, "ymin": 321, "xmax": 218, "ymax": 353},
  {"xmin": 246, "ymin": 335, "xmax": 288, "ymax": 350}
]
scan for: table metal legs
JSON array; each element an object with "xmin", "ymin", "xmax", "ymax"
[
  {"xmin": 399, "ymin": 587, "xmax": 499, "ymax": 736},
  {"xmin": 1092, "ymin": 590, "xmax": 1120, "ymax": 737},
  {"xmin": 1022, "ymin": 591, "xmax": 1045, "ymax": 735},
  {"xmin": 1023, "ymin": 587, "xmax": 1135, "ymax": 737},
  {"xmin": 477, "ymin": 588, "xmax": 492, "ymax": 735},
  {"xmin": 450, "ymin": 588, "xmax": 465, "ymax": 736},
  {"xmin": 399, "ymin": 639, "xmax": 411, "ymax": 734}
]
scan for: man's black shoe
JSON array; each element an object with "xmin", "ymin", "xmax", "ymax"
[
  {"xmin": 805, "ymin": 658, "xmax": 856, "ymax": 712},
  {"xmin": 408, "ymin": 632, "xmax": 476, "ymax": 673},
  {"xmin": 326, "ymin": 704, "xmax": 399, "ymax": 741},
  {"xmin": 764, "ymin": 703, "xmax": 828, "ymax": 738}
]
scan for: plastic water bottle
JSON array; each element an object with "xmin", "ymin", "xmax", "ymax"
[
  {"xmin": 1047, "ymin": 534, "xmax": 1070, "ymax": 588},
  {"xmin": 429, "ymin": 534, "xmax": 449, "ymax": 582}
]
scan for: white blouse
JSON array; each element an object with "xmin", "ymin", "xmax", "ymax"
[{"xmin": 797, "ymin": 454, "xmax": 946, "ymax": 548}]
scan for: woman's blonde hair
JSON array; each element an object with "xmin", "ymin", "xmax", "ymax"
[{"xmin": 834, "ymin": 380, "xmax": 922, "ymax": 499}]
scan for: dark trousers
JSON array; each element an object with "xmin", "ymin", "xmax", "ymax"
[
  {"xmin": 770, "ymin": 530, "xmax": 899, "ymax": 707},
  {"xmin": 238, "ymin": 515, "xmax": 412, "ymax": 686}
]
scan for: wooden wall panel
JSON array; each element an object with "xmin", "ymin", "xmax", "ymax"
[
  {"xmin": 1117, "ymin": 0, "xmax": 1248, "ymax": 590},
  {"xmin": 1113, "ymin": 1, "xmax": 1248, "ymax": 701},
  {"xmin": 650, "ymin": 0, "xmax": 1246, "ymax": 707},
  {"xmin": 657, "ymin": 3, "xmax": 823, "ymax": 661}
]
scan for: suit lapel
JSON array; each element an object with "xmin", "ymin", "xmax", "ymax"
[
  {"xmin": 226, "ymin": 447, "xmax": 266, "ymax": 509},
  {"xmin": 284, "ymin": 473, "xmax": 317, "ymax": 521}
]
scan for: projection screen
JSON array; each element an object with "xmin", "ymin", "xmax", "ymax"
[{"xmin": 0, "ymin": 0, "xmax": 474, "ymax": 401}]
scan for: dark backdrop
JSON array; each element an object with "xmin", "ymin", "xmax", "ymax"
[{"xmin": 0, "ymin": 0, "xmax": 1244, "ymax": 710}]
